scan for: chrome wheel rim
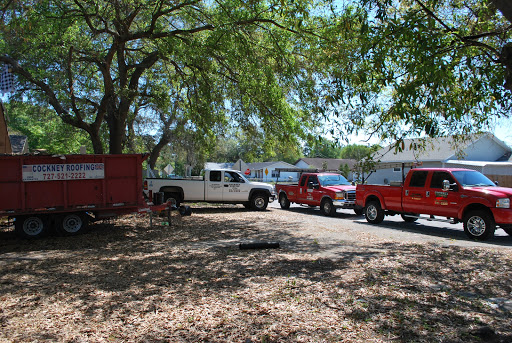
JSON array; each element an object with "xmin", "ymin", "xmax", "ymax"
[
  {"xmin": 367, "ymin": 205, "xmax": 377, "ymax": 221},
  {"xmin": 467, "ymin": 216, "xmax": 486, "ymax": 236},
  {"xmin": 254, "ymin": 197, "xmax": 265, "ymax": 209}
]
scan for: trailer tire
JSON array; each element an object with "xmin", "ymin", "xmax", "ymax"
[
  {"xmin": 250, "ymin": 193, "xmax": 268, "ymax": 211},
  {"xmin": 15, "ymin": 215, "xmax": 48, "ymax": 238},
  {"xmin": 164, "ymin": 193, "xmax": 181, "ymax": 207},
  {"xmin": 321, "ymin": 198, "xmax": 336, "ymax": 216},
  {"xmin": 58, "ymin": 213, "xmax": 89, "ymax": 236},
  {"xmin": 365, "ymin": 201, "xmax": 384, "ymax": 224},
  {"xmin": 279, "ymin": 193, "xmax": 290, "ymax": 209},
  {"xmin": 463, "ymin": 210, "xmax": 495, "ymax": 241}
]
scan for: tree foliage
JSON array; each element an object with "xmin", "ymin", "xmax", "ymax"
[
  {"xmin": 0, "ymin": 0, "xmax": 334, "ymax": 161},
  {"xmin": 321, "ymin": 0, "xmax": 512, "ymax": 145}
]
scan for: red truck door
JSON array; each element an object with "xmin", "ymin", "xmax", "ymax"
[
  {"xmin": 298, "ymin": 175, "xmax": 319, "ymax": 205},
  {"xmin": 423, "ymin": 171, "xmax": 460, "ymax": 217},
  {"xmin": 402, "ymin": 170, "xmax": 430, "ymax": 214}
]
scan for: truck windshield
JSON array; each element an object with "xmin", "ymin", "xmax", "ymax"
[
  {"xmin": 318, "ymin": 174, "xmax": 351, "ymax": 186},
  {"xmin": 452, "ymin": 170, "xmax": 496, "ymax": 187}
]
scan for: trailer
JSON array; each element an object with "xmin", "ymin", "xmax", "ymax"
[{"xmin": 0, "ymin": 153, "xmax": 183, "ymax": 238}]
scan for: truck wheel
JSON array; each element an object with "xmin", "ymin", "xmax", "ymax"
[
  {"xmin": 365, "ymin": 201, "xmax": 384, "ymax": 224},
  {"xmin": 321, "ymin": 198, "xmax": 336, "ymax": 216},
  {"xmin": 58, "ymin": 213, "xmax": 89, "ymax": 236},
  {"xmin": 15, "ymin": 215, "xmax": 48, "ymax": 238},
  {"xmin": 401, "ymin": 213, "xmax": 418, "ymax": 222},
  {"xmin": 279, "ymin": 194, "xmax": 290, "ymax": 209},
  {"xmin": 463, "ymin": 210, "xmax": 495, "ymax": 241},
  {"xmin": 165, "ymin": 193, "xmax": 181, "ymax": 207},
  {"xmin": 251, "ymin": 193, "xmax": 269, "ymax": 211}
]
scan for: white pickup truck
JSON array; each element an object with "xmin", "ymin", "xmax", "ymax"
[{"xmin": 144, "ymin": 169, "xmax": 275, "ymax": 210}]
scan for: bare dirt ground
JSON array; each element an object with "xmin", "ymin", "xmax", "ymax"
[{"xmin": 1, "ymin": 205, "xmax": 511, "ymax": 343}]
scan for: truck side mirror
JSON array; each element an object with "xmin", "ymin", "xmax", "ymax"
[
  {"xmin": 442, "ymin": 180, "xmax": 450, "ymax": 191},
  {"xmin": 307, "ymin": 181, "xmax": 319, "ymax": 189},
  {"xmin": 442, "ymin": 180, "xmax": 458, "ymax": 191},
  {"xmin": 494, "ymin": 180, "xmax": 499, "ymax": 186}
]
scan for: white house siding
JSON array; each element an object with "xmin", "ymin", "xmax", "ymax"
[{"xmin": 246, "ymin": 161, "xmax": 298, "ymax": 182}]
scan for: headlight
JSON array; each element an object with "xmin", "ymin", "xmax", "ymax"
[
  {"xmin": 335, "ymin": 191, "xmax": 345, "ymax": 200},
  {"xmin": 496, "ymin": 198, "xmax": 510, "ymax": 208}
]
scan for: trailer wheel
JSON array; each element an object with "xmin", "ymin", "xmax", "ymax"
[
  {"xmin": 279, "ymin": 193, "xmax": 290, "ymax": 209},
  {"xmin": 321, "ymin": 198, "xmax": 336, "ymax": 216},
  {"xmin": 463, "ymin": 210, "xmax": 495, "ymax": 241},
  {"xmin": 251, "ymin": 193, "xmax": 268, "ymax": 211},
  {"xmin": 58, "ymin": 213, "xmax": 89, "ymax": 235},
  {"xmin": 401, "ymin": 213, "xmax": 418, "ymax": 222},
  {"xmin": 365, "ymin": 201, "xmax": 384, "ymax": 224},
  {"xmin": 15, "ymin": 215, "xmax": 48, "ymax": 238}
]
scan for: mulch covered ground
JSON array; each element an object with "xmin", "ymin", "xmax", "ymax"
[{"xmin": 0, "ymin": 206, "xmax": 511, "ymax": 342}]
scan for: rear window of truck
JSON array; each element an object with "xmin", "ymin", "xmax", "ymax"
[{"xmin": 409, "ymin": 171, "xmax": 428, "ymax": 187}]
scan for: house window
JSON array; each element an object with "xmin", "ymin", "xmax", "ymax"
[
  {"xmin": 393, "ymin": 167, "xmax": 401, "ymax": 172},
  {"xmin": 271, "ymin": 170, "xmax": 280, "ymax": 178}
]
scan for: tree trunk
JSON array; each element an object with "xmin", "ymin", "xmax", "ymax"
[{"xmin": 148, "ymin": 136, "xmax": 172, "ymax": 170}]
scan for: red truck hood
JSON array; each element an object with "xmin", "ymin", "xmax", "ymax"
[
  {"xmin": 468, "ymin": 186, "xmax": 512, "ymax": 198},
  {"xmin": 325, "ymin": 185, "xmax": 356, "ymax": 192}
]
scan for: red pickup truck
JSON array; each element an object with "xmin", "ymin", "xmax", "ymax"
[
  {"xmin": 276, "ymin": 172, "xmax": 361, "ymax": 216},
  {"xmin": 356, "ymin": 168, "xmax": 512, "ymax": 240}
]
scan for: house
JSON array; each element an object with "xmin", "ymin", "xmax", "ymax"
[
  {"xmin": 366, "ymin": 133, "xmax": 512, "ymax": 186},
  {"xmin": 245, "ymin": 161, "xmax": 298, "ymax": 182},
  {"xmin": 204, "ymin": 159, "xmax": 299, "ymax": 182},
  {"xmin": 294, "ymin": 157, "xmax": 357, "ymax": 180}
]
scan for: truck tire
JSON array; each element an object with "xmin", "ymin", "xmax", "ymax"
[
  {"xmin": 401, "ymin": 213, "xmax": 418, "ymax": 222},
  {"xmin": 463, "ymin": 210, "xmax": 495, "ymax": 241},
  {"xmin": 279, "ymin": 193, "xmax": 290, "ymax": 209},
  {"xmin": 321, "ymin": 198, "xmax": 336, "ymax": 216},
  {"xmin": 251, "ymin": 193, "xmax": 269, "ymax": 211},
  {"xmin": 164, "ymin": 192, "xmax": 181, "ymax": 207},
  {"xmin": 58, "ymin": 213, "xmax": 89, "ymax": 236},
  {"xmin": 15, "ymin": 215, "xmax": 48, "ymax": 238},
  {"xmin": 365, "ymin": 201, "xmax": 384, "ymax": 224}
]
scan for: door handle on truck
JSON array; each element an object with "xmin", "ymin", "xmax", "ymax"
[
  {"xmin": 405, "ymin": 190, "xmax": 409, "ymax": 196},
  {"xmin": 224, "ymin": 185, "xmax": 229, "ymax": 187}
]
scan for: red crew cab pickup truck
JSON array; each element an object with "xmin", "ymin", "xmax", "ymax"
[
  {"xmin": 276, "ymin": 172, "xmax": 361, "ymax": 216},
  {"xmin": 356, "ymin": 168, "xmax": 512, "ymax": 240}
]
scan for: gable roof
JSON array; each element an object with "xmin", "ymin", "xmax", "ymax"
[
  {"xmin": 295, "ymin": 157, "xmax": 357, "ymax": 171},
  {"xmin": 374, "ymin": 133, "xmax": 512, "ymax": 163}
]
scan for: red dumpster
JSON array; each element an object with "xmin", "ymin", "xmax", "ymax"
[{"xmin": 0, "ymin": 154, "xmax": 161, "ymax": 238}]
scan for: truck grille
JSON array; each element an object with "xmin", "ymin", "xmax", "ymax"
[{"xmin": 346, "ymin": 190, "xmax": 356, "ymax": 201}]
